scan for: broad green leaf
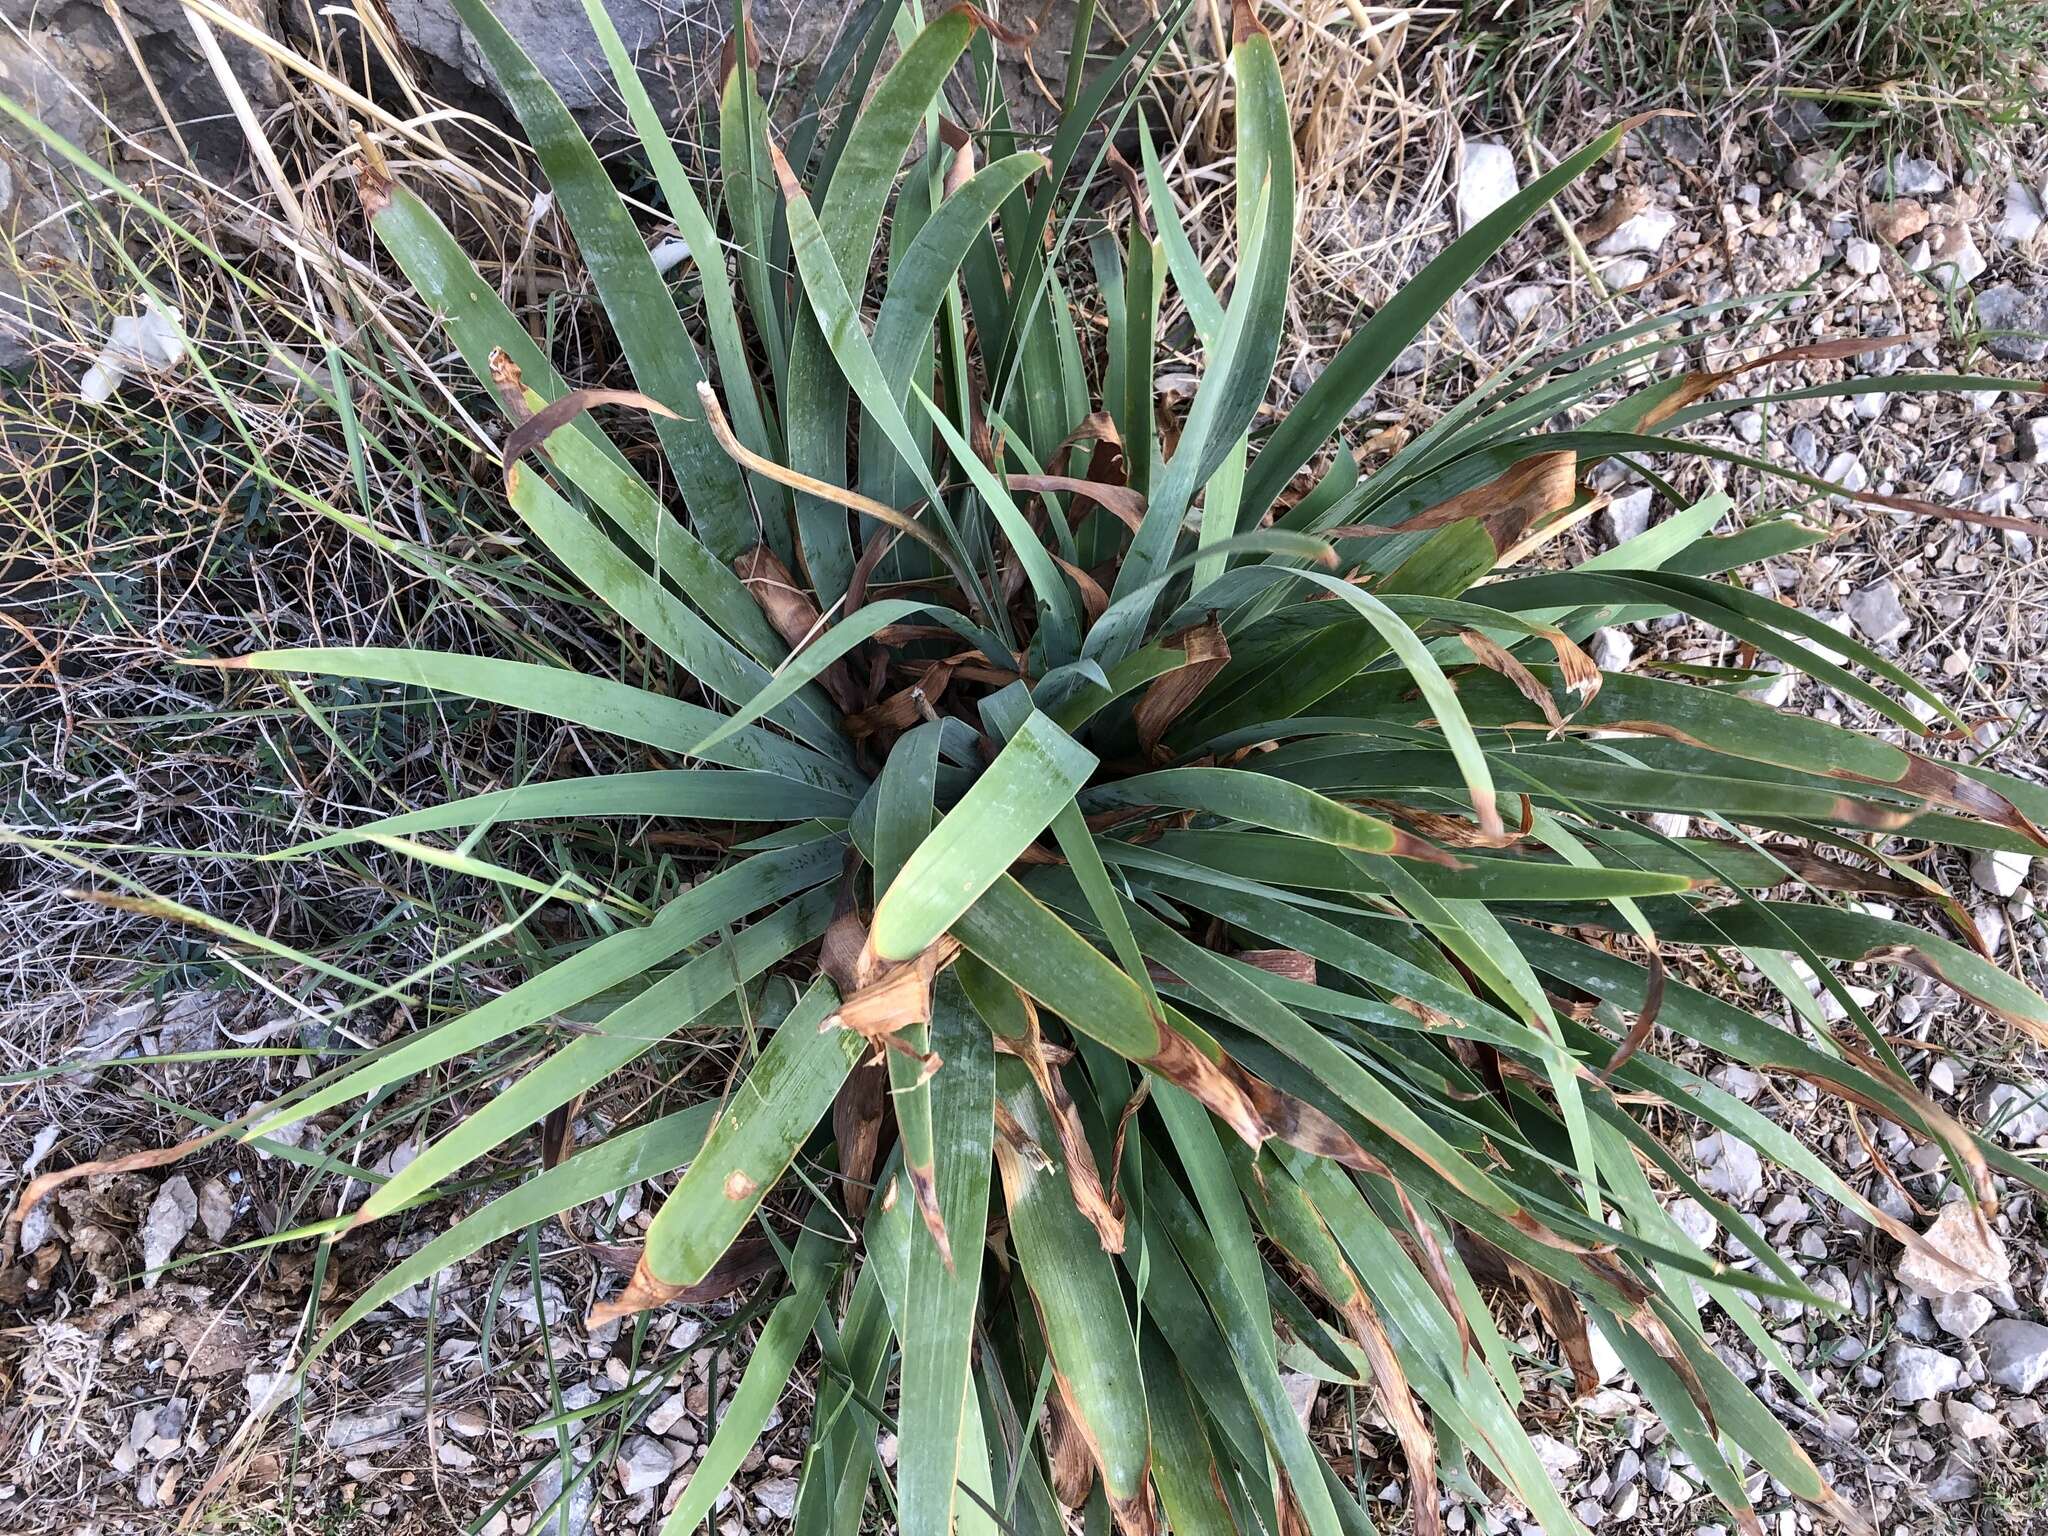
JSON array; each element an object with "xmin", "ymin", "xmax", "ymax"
[
  {"xmin": 869, "ymin": 712, "xmax": 1097, "ymax": 962},
  {"xmin": 236, "ymin": 647, "xmax": 864, "ymax": 798},
  {"xmin": 638, "ymin": 978, "xmax": 863, "ymax": 1288},
  {"xmin": 897, "ymin": 985, "xmax": 997, "ymax": 1536},
  {"xmin": 446, "ymin": 0, "xmax": 751, "ymax": 554}
]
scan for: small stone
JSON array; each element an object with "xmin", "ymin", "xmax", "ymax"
[
  {"xmin": 1457, "ymin": 142, "xmax": 1520, "ymax": 233},
  {"xmin": 1928, "ymin": 226, "xmax": 1987, "ymax": 292},
  {"xmin": 1785, "ymin": 154, "xmax": 1839, "ymax": 194},
  {"xmin": 1947, "ymin": 1399, "xmax": 2006, "ymax": 1440},
  {"xmin": 754, "ymin": 1476, "xmax": 801, "ymax": 1520},
  {"xmin": 1869, "ymin": 200, "xmax": 1930, "ymax": 245},
  {"xmin": 1997, "ymin": 180, "xmax": 2045, "ymax": 244},
  {"xmin": 1981, "ymin": 1319, "xmax": 2048, "ymax": 1393},
  {"xmin": 1970, "ymin": 849, "xmax": 2032, "ymax": 898},
  {"xmin": 1927, "ymin": 1455, "xmax": 1978, "ymax": 1504},
  {"xmin": 1731, "ymin": 409, "xmax": 1763, "ymax": 445},
  {"xmin": 325, "ymin": 1408, "xmax": 413, "ymax": 1451},
  {"xmin": 1883, "ymin": 1343, "xmax": 1964, "ymax": 1403},
  {"xmin": 1529, "ymin": 1433, "xmax": 1582, "ymax": 1489},
  {"xmin": 1844, "ymin": 238, "xmax": 1881, "ymax": 275},
  {"xmin": 1872, "ymin": 155, "xmax": 1949, "ymax": 197},
  {"xmin": 1976, "ymin": 284, "xmax": 2048, "ymax": 364},
  {"xmin": 1609, "ymin": 1484, "xmax": 1640, "ymax": 1521},
  {"xmin": 139, "ymin": 1176, "xmax": 198, "ymax": 1289},
  {"xmin": 1603, "ymin": 256, "xmax": 1651, "ymax": 288},
  {"xmin": 529, "ymin": 1453, "xmax": 595, "ymax": 1536},
  {"xmin": 1694, "ymin": 1132, "xmax": 1763, "ymax": 1203},
  {"xmin": 244, "ymin": 1370, "xmax": 294, "ymax": 1416},
  {"xmin": 1844, "ymin": 580, "xmax": 1909, "ymax": 646},
  {"xmin": 1574, "ymin": 1497, "xmax": 1606, "ymax": 1528},
  {"xmin": 1978, "ymin": 905, "xmax": 2008, "ymax": 958},
  {"xmin": 1667, "ymin": 1197, "xmax": 1718, "ymax": 1251},
  {"xmin": 1281, "ymin": 1371, "xmax": 1318, "ymax": 1429},
  {"xmin": 1502, "ymin": 284, "xmax": 1553, "ymax": 327},
  {"xmin": 1594, "ymin": 207, "xmax": 1679, "ymax": 256},
  {"xmin": 1822, "ymin": 451, "xmax": 1869, "ymax": 494},
  {"xmin": 1986, "ymin": 1083, "xmax": 2048, "ymax": 1143},
  {"xmin": 645, "ymin": 1393, "xmax": 692, "ymax": 1438},
  {"xmin": 1934, "ymin": 1291, "xmax": 1994, "ymax": 1339},
  {"xmin": 1788, "ymin": 424, "xmax": 1822, "ymax": 471},
  {"xmin": 1761, "ymin": 1193, "xmax": 1808, "ymax": 1226},
  {"xmin": 1603, "ymin": 488, "xmax": 1654, "ymax": 544},
  {"xmin": 2014, "ymin": 417, "xmax": 2048, "ymax": 462},
  {"xmin": 1897, "ymin": 1201, "xmax": 2010, "ymax": 1298},
  {"xmin": 445, "ymin": 1407, "xmax": 489, "ymax": 1438},
  {"xmin": 1709, "ymin": 1064, "xmax": 1762, "ymax": 1102},
  {"xmin": 615, "ymin": 1437, "xmax": 673, "ymax": 1496},
  {"xmin": 132, "ymin": 1399, "xmax": 189, "ymax": 1461},
  {"xmin": 1589, "ymin": 627, "xmax": 1634, "ymax": 673},
  {"xmin": 438, "ymin": 1442, "xmax": 477, "ymax": 1469},
  {"xmin": 196, "ymin": 1178, "xmax": 234, "ymax": 1242}
]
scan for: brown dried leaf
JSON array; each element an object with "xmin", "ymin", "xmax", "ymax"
[
  {"xmin": 735, "ymin": 544, "xmax": 864, "ymax": 712},
  {"xmin": 1046, "ymin": 1391, "xmax": 1097, "ymax": 1510},
  {"xmin": 1234, "ymin": 949, "xmax": 1316, "ymax": 985},
  {"xmin": 1133, "ymin": 620, "xmax": 1230, "ymax": 758},
  {"xmin": 1008, "ymin": 990, "xmax": 1124, "ymax": 1251},
  {"xmin": 1589, "ymin": 718, "xmax": 2048, "ymax": 851},
  {"xmin": 1596, "ymin": 943, "xmax": 1667, "ymax": 1083},
  {"xmin": 1460, "ymin": 630, "xmax": 1569, "ymax": 733},
  {"xmin": 1009, "ymin": 472, "xmax": 1148, "ymax": 534},
  {"xmin": 1326, "ymin": 451, "xmax": 1579, "ymax": 557},
  {"xmin": 4, "ymin": 1131, "xmax": 217, "ymax": 1266},
  {"xmin": 500, "ymin": 388, "xmax": 681, "ymax": 479},
  {"xmin": 585, "ymin": 1234, "xmax": 781, "ymax": 1329},
  {"xmin": 827, "ymin": 936, "xmax": 964, "ymax": 1043}
]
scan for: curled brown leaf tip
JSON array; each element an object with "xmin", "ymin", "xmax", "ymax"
[
  {"xmin": 1333, "ymin": 451, "xmax": 1578, "ymax": 558},
  {"xmin": 354, "ymin": 129, "xmax": 393, "ymax": 217},
  {"xmin": 942, "ymin": 2, "xmax": 1045, "ymax": 48},
  {"xmin": 1010, "ymin": 989, "xmax": 1124, "ymax": 1250},
  {"xmin": 1235, "ymin": 948, "xmax": 1315, "ymax": 985},
  {"xmin": 486, "ymin": 348, "xmax": 531, "ymax": 425},
  {"xmin": 1461, "ymin": 629, "xmax": 1569, "ymax": 734},
  {"xmin": 1230, "ymin": 0, "xmax": 1268, "ymax": 46},
  {"xmin": 5, "ymin": 1132, "xmax": 218, "ymax": 1263},
  {"xmin": 585, "ymin": 1235, "xmax": 779, "ymax": 1329},
  {"xmin": 1134, "ymin": 619, "xmax": 1229, "ymax": 758},
  {"xmin": 826, "ymin": 936, "xmax": 963, "ymax": 1043},
  {"xmin": 500, "ymin": 388, "xmax": 681, "ymax": 484},
  {"xmin": 716, "ymin": 6, "xmax": 762, "ymax": 85},
  {"xmin": 1597, "ymin": 942, "xmax": 1666, "ymax": 1083},
  {"xmin": 1386, "ymin": 828, "xmax": 1471, "ymax": 869}
]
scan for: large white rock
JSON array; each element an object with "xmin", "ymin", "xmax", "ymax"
[
  {"xmin": 1594, "ymin": 207, "xmax": 1679, "ymax": 256},
  {"xmin": 1896, "ymin": 1202, "xmax": 2010, "ymax": 1299},
  {"xmin": 1996, "ymin": 180, "xmax": 2045, "ymax": 244},
  {"xmin": 1970, "ymin": 849, "xmax": 2033, "ymax": 898},
  {"xmin": 1456, "ymin": 141, "xmax": 1521, "ymax": 233}
]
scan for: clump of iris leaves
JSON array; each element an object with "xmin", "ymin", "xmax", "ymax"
[{"xmin": 22, "ymin": 2, "xmax": 2048, "ymax": 1534}]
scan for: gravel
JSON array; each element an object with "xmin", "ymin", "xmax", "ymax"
[
  {"xmin": 1975, "ymin": 283, "xmax": 2048, "ymax": 363},
  {"xmin": 1883, "ymin": 1343, "xmax": 1966, "ymax": 1403},
  {"xmin": 1981, "ymin": 1319, "xmax": 2048, "ymax": 1393}
]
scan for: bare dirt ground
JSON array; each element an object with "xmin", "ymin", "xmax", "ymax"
[{"xmin": 5, "ymin": 9, "xmax": 2048, "ymax": 1536}]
